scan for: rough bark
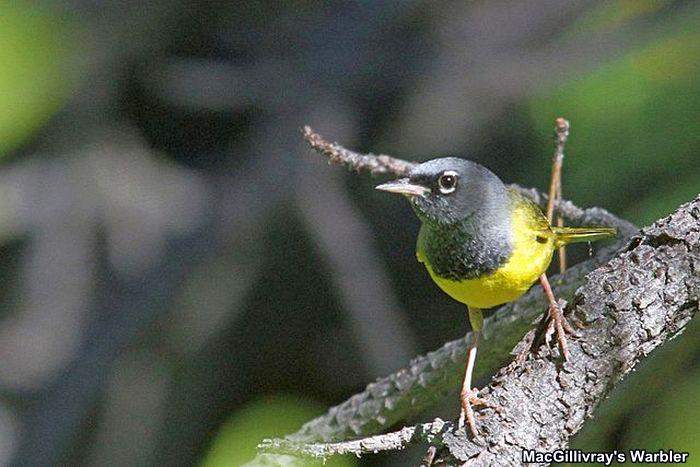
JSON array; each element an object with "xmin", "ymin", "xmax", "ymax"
[
  {"xmin": 430, "ymin": 194, "xmax": 699, "ymax": 465},
  {"xmin": 254, "ymin": 195, "xmax": 698, "ymax": 466},
  {"xmin": 249, "ymin": 129, "xmax": 698, "ymax": 465}
]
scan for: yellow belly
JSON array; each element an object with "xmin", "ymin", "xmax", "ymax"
[{"xmin": 419, "ymin": 203, "xmax": 555, "ymax": 309}]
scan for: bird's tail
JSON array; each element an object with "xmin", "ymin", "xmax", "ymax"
[{"xmin": 552, "ymin": 226, "xmax": 617, "ymax": 247}]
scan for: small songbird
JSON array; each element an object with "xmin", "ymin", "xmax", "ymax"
[{"xmin": 376, "ymin": 157, "xmax": 615, "ymax": 436}]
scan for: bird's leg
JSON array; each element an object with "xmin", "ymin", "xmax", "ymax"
[
  {"xmin": 459, "ymin": 307, "xmax": 485, "ymax": 437},
  {"xmin": 539, "ymin": 273, "xmax": 574, "ymax": 361},
  {"xmin": 459, "ymin": 332, "xmax": 481, "ymax": 436}
]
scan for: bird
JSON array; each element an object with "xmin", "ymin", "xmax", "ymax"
[{"xmin": 375, "ymin": 157, "xmax": 616, "ymax": 437}]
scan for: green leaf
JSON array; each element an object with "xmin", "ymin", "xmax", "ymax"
[
  {"xmin": 528, "ymin": 7, "xmax": 700, "ymax": 224},
  {"xmin": 201, "ymin": 394, "xmax": 356, "ymax": 467}
]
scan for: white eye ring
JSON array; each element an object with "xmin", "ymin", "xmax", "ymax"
[{"xmin": 438, "ymin": 170, "xmax": 458, "ymax": 194}]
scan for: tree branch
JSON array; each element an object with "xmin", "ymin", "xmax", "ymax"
[
  {"xmin": 302, "ymin": 126, "xmax": 416, "ymax": 176},
  {"xmin": 259, "ymin": 418, "xmax": 453, "ymax": 460},
  {"xmin": 250, "ymin": 130, "xmax": 697, "ymax": 465},
  {"xmin": 301, "ymin": 126, "xmax": 637, "ymax": 237}
]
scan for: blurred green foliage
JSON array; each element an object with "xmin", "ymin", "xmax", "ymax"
[
  {"xmin": 529, "ymin": 3, "xmax": 700, "ymax": 225},
  {"xmin": 0, "ymin": 2, "xmax": 71, "ymax": 156},
  {"xmin": 567, "ymin": 0, "xmax": 672, "ymax": 36},
  {"xmin": 625, "ymin": 371, "xmax": 699, "ymax": 463},
  {"xmin": 201, "ymin": 395, "xmax": 356, "ymax": 467}
]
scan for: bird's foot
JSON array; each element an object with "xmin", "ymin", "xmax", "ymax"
[
  {"xmin": 458, "ymin": 389, "xmax": 480, "ymax": 438},
  {"xmin": 544, "ymin": 299, "xmax": 579, "ymax": 361},
  {"xmin": 465, "ymin": 387, "xmax": 489, "ymax": 407},
  {"xmin": 458, "ymin": 387, "xmax": 498, "ymax": 437}
]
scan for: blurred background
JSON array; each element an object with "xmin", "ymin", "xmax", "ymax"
[{"xmin": 0, "ymin": 1, "xmax": 697, "ymax": 466}]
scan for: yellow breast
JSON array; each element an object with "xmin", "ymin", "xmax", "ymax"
[{"xmin": 419, "ymin": 201, "xmax": 555, "ymax": 309}]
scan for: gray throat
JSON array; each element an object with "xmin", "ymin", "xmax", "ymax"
[{"xmin": 419, "ymin": 203, "xmax": 513, "ymax": 281}]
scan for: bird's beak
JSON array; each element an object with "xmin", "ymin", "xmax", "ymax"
[{"xmin": 375, "ymin": 178, "xmax": 430, "ymax": 197}]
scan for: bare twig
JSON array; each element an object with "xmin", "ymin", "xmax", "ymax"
[
  {"xmin": 546, "ymin": 118, "xmax": 569, "ymax": 223},
  {"xmin": 551, "ymin": 118, "xmax": 570, "ymax": 272},
  {"xmin": 557, "ymin": 199, "xmax": 567, "ymax": 270},
  {"xmin": 259, "ymin": 418, "xmax": 453, "ymax": 459},
  {"xmin": 302, "ymin": 126, "xmax": 416, "ymax": 176},
  {"xmin": 302, "ymin": 126, "xmax": 636, "ymax": 237}
]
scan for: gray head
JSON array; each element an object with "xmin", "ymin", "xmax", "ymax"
[{"xmin": 376, "ymin": 157, "xmax": 508, "ymax": 224}]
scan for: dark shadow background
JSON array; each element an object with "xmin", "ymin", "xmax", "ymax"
[{"xmin": 0, "ymin": 1, "xmax": 697, "ymax": 466}]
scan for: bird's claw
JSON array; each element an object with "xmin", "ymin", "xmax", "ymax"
[
  {"xmin": 459, "ymin": 387, "xmax": 501, "ymax": 436},
  {"xmin": 545, "ymin": 301, "xmax": 579, "ymax": 361},
  {"xmin": 465, "ymin": 387, "xmax": 491, "ymax": 408},
  {"xmin": 459, "ymin": 388, "xmax": 481, "ymax": 438}
]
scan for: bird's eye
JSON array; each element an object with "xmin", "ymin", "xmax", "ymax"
[{"xmin": 438, "ymin": 171, "xmax": 458, "ymax": 194}]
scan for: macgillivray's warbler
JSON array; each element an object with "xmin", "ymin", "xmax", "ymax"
[{"xmin": 376, "ymin": 157, "xmax": 616, "ymax": 436}]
